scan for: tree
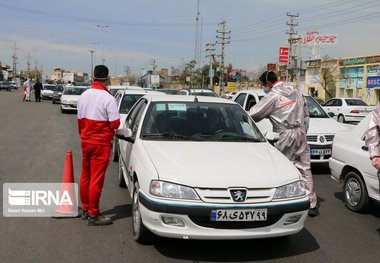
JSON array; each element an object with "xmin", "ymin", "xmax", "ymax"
[{"xmin": 317, "ymin": 59, "xmax": 340, "ymax": 99}]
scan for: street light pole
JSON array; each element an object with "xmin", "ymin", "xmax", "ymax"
[
  {"xmin": 89, "ymin": 50, "xmax": 95, "ymax": 78},
  {"xmin": 96, "ymin": 25, "xmax": 109, "ymax": 65}
]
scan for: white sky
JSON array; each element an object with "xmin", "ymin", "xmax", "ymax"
[{"xmin": 0, "ymin": 0, "xmax": 379, "ymax": 77}]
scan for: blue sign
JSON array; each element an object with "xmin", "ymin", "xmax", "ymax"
[{"xmin": 367, "ymin": 76, "xmax": 380, "ymax": 88}]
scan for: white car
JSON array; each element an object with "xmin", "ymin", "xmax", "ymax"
[
  {"xmin": 41, "ymin": 84, "xmax": 56, "ymax": 99},
  {"xmin": 322, "ymin": 97, "xmax": 375, "ymax": 123},
  {"xmin": 329, "ymin": 114, "xmax": 378, "ymax": 212},
  {"xmin": 232, "ymin": 90, "xmax": 348, "ymax": 163},
  {"xmin": 116, "ymin": 94, "xmax": 309, "ymax": 243},
  {"xmin": 111, "ymin": 89, "xmax": 165, "ymax": 162},
  {"xmin": 109, "ymin": 85, "xmax": 143, "ymax": 96},
  {"xmin": 177, "ymin": 89, "xmax": 219, "ymax": 97},
  {"xmin": 60, "ymin": 86, "xmax": 88, "ymax": 113}
]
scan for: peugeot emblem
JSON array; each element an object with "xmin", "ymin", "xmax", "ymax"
[
  {"xmin": 319, "ymin": 136, "xmax": 325, "ymax": 143},
  {"xmin": 230, "ymin": 189, "xmax": 247, "ymax": 202}
]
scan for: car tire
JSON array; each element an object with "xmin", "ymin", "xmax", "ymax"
[
  {"xmin": 343, "ymin": 171, "xmax": 370, "ymax": 212},
  {"xmin": 111, "ymin": 136, "xmax": 119, "ymax": 162},
  {"xmin": 61, "ymin": 107, "xmax": 66, "ymax": 114},
  {"xmin": 118, "ymin": 159, "xmax": 127, "ymax": 188},
  {"xmin": 52, "ymin": 100, "xmax": 55, "ymax": 104},
  {"xmin": 132, "ymin": 181, "xmax": 153, "ymax": 243},
  {"xmin": 338, "ymin": 114, "xmax": 345, "ymax": 123}
]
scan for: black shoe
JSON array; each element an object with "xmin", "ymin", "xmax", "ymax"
[
  {"xmin": 308, "ymin": 207, "xmax": 319, "ymax": 217},
  {"xmin": 81, "ymin": 210, "xmax": 88, "ymax": 220},
  {"xmin": 88, "ymin": 215, "xmax": 113, "ymax": 226}
]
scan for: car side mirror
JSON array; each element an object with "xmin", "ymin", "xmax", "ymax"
[
  {"xmin": 115, "ymin": 128, "xmax": 134, "ymax": 143},
  {"xmin": 327, "ymin": 112, "xmax": 335, "ymax": 118},
  {"xmin": 265, "ymin": 131, "xmax": 279, "ymax": 145}
]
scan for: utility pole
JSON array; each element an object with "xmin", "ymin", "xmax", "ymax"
[
  {"xmin": 205, "ymin": 43, "xmax": 215, "ymax": 91},
  {"xmin": 26, "ymin": 53, "xmax": 31, "ymax": 78},
  {"xmin": 286, "ymin": 12, "xmax": 299, "ymax": 85},
  {"xmin": 216, "ymin": 20, "xmax": 231, "ymax": 95},
  {"xmin": 150, "ymin": 58, "xmax": 157, "ymax": 75},
  {"xmin": 11, "ymin": 41, "xmax": 18, "ymax": 80},
  {"xmin": 194, "ymin": 0, "xmax": 201, "ymax": 66}
]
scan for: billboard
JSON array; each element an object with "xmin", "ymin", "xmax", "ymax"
[
  {"xmin": 291, "ymin": 30, "xmax": 337, "ymax": 46},
  {"xmin": 279, "ymin": 47, "xmax": 289, "ymax": 63}
]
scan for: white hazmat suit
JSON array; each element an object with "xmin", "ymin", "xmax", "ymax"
[{"xmin": 249, "ymin": 81, "xmax": 317, "ymax": 209}]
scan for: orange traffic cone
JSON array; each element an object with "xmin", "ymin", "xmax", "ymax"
[{"xmin": 55, "ymin": 150, "xmax": 78, "ymax": 217}]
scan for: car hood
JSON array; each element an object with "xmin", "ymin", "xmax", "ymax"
[
  {"xmin": 142, "ymin": 141, "xmax": 300, "ymax": 188},
  {"xmin": 42, "ymin": 90, "xmax": 54, "ymax": 94},
  {"xmin": 61, "ymin": 95, "xmax": 80, "ymax": 101},
  {"xmin": 308, "ymin": 117, "xmax": 348, "ymax": 134}
]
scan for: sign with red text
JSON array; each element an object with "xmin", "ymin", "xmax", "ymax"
[{"xmin": 279, "ymin": 47, "xmax": 289, "ymax": 63}]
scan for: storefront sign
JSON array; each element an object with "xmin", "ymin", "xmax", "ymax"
[
  {"xmin": 342, "ymin": 58, "xmax": 366, "ymax": 66},
  {"xmin": 367, "ymin": 76, "xmax": 380, "ymax": 88}
]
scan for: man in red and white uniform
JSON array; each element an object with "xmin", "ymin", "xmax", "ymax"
[{"xmin": 77, "ymin": 65, "xmax": 120, "ymax": 226}]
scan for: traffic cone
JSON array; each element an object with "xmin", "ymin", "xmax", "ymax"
[{"xmin": 55, "ymin": 150, "xmax": 78, "ymax": 217}]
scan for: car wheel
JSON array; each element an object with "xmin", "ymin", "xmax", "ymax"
[
  {"xmin": 343, "ymin": 171, "xmax": 370, "ymax": 212},
  {"xmin": 338, "ymin": 114, "xmax": 345, "ymax": 123},
  {"xmin": 111, "ymin": 136, "xmax": 119, "ymax": 162},
  {"xmin": 61, "ymin": 107, "xmax": 66, "ymax": 114},
  {"xmin": 132, "ymin": 181, "xmax": 152, "ymax": 243},
  {"xmin": 118, "ymin": 159, "xmax": 127, "ymax": 188},
  {"xmin": 52, "ymin": 100, "xmax": 55, "ymax": 104}
]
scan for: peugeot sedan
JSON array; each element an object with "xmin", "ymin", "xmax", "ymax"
[
  {"xmin": 329, "ymin": 114, "xmax": 379, "ymax": 212},
  {"xmin": 116, "ymin": 95, "xmax": 309, "ymax": 243}
]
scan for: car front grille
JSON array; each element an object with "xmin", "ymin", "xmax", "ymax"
[
  {"xmin": 188, "ymin": 215, "xmax": 282, "ymax": 229},
  {"xmin": 306, "ymin": 135, "xmax": 334, "ymax": 142}
]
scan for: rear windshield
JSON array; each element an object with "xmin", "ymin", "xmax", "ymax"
[{"xmin": 345, "ymin": 99, "xmax": 368, "ymax": 106}]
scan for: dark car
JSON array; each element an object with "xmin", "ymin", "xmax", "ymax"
[
  {"xmin": 52, "ymin": 85, "xmax": 65, "ymax": 104},
  {"xmin": 0, "ymin": 81, "xmax": 12, "ymax": 91}
]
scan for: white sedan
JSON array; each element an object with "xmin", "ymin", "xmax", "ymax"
[
  {"xmin": 329, "ymin": 114, "xmax": 379, "ymax": 212},
  {"xmin": 322, "ymin": 97, "xmax": 374, "ymax": 123},
  {"xmin": 60, "ymin": 86, "xmax": 88, "ymax": 113},
  {"xmin": 116, "ymin": 94, "xmax": 309, "ymax": 243}
]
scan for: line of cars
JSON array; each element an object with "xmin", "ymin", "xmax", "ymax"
[{"xmin": 0, "ymin": 81, "xmax": 18, "ymax": 91}]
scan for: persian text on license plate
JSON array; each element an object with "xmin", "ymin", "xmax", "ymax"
[
  {"xmin": 210, "ymin": 209, "xmax": 267, "ymax": 222},
  {"xmin": 310, "ymin": 149, "xmax": 331, "ymax": 155}
]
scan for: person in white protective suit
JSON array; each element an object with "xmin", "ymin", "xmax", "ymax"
[
  {"xmin": 249, "ymin": 71, "xmax": 319, "ymax": 217},
  {"xmin": 365, "ymin": 104, "xmax": 380, "ymax": 171}
]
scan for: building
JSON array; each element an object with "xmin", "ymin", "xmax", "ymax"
[{"xmin": 304, "ymin": 54, "xmax": 380, "ymax": 105}]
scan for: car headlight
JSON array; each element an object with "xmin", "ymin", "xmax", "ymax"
[
  {"xmin": 273, "ymin": 181, "xmax": 305, "ymax": 200},
  {"xmin": 150, "ymin": 180, "xmax": 200, "ymax": 200}
]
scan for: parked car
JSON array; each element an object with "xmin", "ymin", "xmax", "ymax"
[
  {"xmin": 9, "ymin": 81, "xmax": 18, "ymax": 90},
  {"xmin": 329, "ymin": 113, "xmax": 378, "ymax": 212},
  {"xmin": 232, "ymin": 89, "xmax": 348, "ymax": 163},
  {"xmin": 109, "ymin": 85, "xmax": 143, "ymax": 96},
  {"xmin": 52, "ymin": 85, "xmax": 65, "ymax": 104},
  {"xmin": 322, "ymin": 97, "xmax": 375, "ymax": 123},
  {"xmin": 60, "ymin": 86, "xmax": 88, "ymax": 113},
  {"xmin": 177, "ymin": 88, "xmax": 219, "ymax": 97},
  {"xmin": 0, "ymin": 81, "xmax": 11, "ymax": 91},
  {"xmin": 116, "ymin": 94, "xmax": 309, "ymax": 243},
  {"xmin": 41, "ymin": 84, "xmax": 57, "ymax": 99},
  {"xmin": 111, "ymin": 89, "xmax": 165, "ymax": 162},
  {"xmin": 156, "ymin": 88, "xmax": 179, "ymax": 95},
  {"xmin": 224, "ymin": 91, "xmax": 237, "ymax": 99}
]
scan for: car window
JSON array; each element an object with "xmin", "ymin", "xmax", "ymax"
[
  {"xmin": 189, "ymin": 92, "xmax": 218, "ymax": 97},
  {"xmin": 324, "ymin": 99, "xmax": 334, "ymax": 106},
  {"xmin": 334, "ymin": 99, "xmax": 342, "ymax": 106},
  {"xmin": 345, "ymin": 99, "xmax": 368, "ymax": 106},
  {"xmin": 119, "ymin": 94, "xmax": 144, "ymax": 114},
  {"xmin": 234, "ymin": 93, "xmax": 247, "ymax": 107},
  {"xmin": 125, "ymin": 99, "xmax": 147, "ymax": 139},
  {"xmin": 44, "ymin": 85, "xmax": 56, "ymax": 91},
  {"xmin": 63, "ymin": 87, "xmax": 87, "ymax": 95},
  {"xmin": 245, "ymin": 94, "xmax": 257, "ymax": 111},
  {"xmin": 305, "ymin": 96, "xmax": 329, "ymax": 118},
  {"xmin": 140, "ymin": 101, "xmax": 265, "ymax": 142},
  {"xmin": 177, "ymin": 91, "xmax": 187, "ymax": 95},
  {"xmin": 110, "ymin": 89, "xmax": 121, "ymax": 96}
]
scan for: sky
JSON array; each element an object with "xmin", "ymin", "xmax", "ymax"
[{"xmin": 0, "ymin": 0, "xmax": 379, "ymax": 79}]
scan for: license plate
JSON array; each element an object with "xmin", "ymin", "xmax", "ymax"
[
  {"xmin": 310, "ymin": 149, "xmax": 331, "ymax": 155},
  {"xmin": 210, "ymin": 209, "xmax": 267, "ymax": 222}
]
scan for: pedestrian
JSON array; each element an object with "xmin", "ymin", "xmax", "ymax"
[
  {"xmin": 77, "ymin": 65, "xmax": 120, "ymax": 226},
  {"xmin": 34, "ymin": 78, "xmax": 43, "ymax": 102},
  {"xmin": 365, "ymin": 103, "xmax": 380, "ymax": 171},
  {"xmin": 249, "ymin": 71, "xmax": 319, "ymax": 217},
  {"xmin": 22, "ymin": 81, "xmax": 27, "ymax": 101},
  {"xmin": 23, "ymin": 79, "xmax": 31, "ymax": 101}
]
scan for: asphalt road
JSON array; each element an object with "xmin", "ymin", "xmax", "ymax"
[{"xmin": 0, "ymin": 89, "xmax": 379, "ymax": 263}]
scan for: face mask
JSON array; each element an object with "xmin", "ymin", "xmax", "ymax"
[{"xmin": 263, "ymin": 86, "xmax": 271, "ymax": 94}]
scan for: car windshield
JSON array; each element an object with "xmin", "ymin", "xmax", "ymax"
[
  {"xmin": 54, "ymin": 85, "xmax": 64, "ymax": 92},
  {"xmin": 305, "ymin": 96, "xmax": 329, "ymax": 118},
  {"xmin": 63, "ymin": 87, "xmax": 87, "ymax": 95},
  {"xmin": 345, "ymin": 99, "xmax": 368, "ymax": 106},
  {"xmin": 141, "ymin": 102, "xmax": 266, "ymax": 142},
  {"xmin": 44, "ymin": 85, "xmax": 56, "ymax": 91},
  {"xmin": 120, "ymin": 94, "xmax": 144, "ymax": 114}
]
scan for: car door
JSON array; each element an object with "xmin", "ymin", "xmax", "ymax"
[
  {"xmin": 233, "ymin": 92, "xmax": 247, "ymax": 108},
  {"xmin": 245, "ymin": 94, "xmax": 259, "ymax": 111},
  {"xmin": 119, "ymin": 98, "xmax": 148, "ymax": 191}
]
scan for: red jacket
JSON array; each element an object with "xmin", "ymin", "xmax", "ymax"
[{"xmin": 77, "ymin": 82, "xmax": 120, "ymax": 145}]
